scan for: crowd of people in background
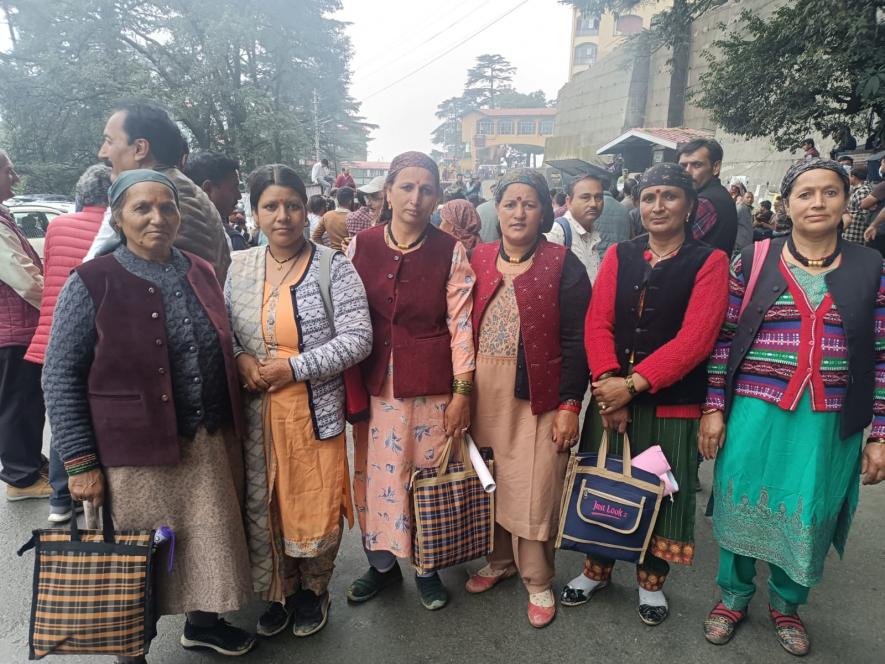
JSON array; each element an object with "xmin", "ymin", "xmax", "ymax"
[{"xmin": 1, "ymin": 99, "xmax": 885, "ymax": 664}]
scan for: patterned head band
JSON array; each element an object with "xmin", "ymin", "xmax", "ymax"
[
  {"xmin": 637, "ymin": 162, "xmax": 696, "ymax": 199},
  {"xmin": 495, "ymin": 168, "xmax": 555, "ymax": 232},
  {"xmin": 780, "ymin": 158, "xmax": 850, "ymax": 199},
  {"xmin": 386, "ymin": 151, "xmax": 441, "ymax": 191}
]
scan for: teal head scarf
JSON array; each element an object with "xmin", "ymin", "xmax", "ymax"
[{"xmin": 108, "ymin": 169, "xmax": 179, "ymax": 207}]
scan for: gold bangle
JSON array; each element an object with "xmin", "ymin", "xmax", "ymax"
[
  {"xmin": 866, "ymin": 438, "xmax": 885, "ymax": 445},
  {"xmin": 624, "ymin": 376, "xmax": 637, "ymax": 396},
  {"xmin": 701, "ymin": 407, "xmax": 720, "ymax": 415}
]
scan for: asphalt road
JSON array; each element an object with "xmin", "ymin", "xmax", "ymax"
[{"xmin": 0, "ymin": 432, "xmax": 882, "ymax": 664}]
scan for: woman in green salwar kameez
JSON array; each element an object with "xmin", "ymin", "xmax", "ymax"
[{"xmin": 700, "ymin": 159, "xmax": 885, "ymax": 657}]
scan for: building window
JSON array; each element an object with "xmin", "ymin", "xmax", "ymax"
[
  {"xmin": 517, "ymin": 120, "xmax": 535, "ymax": 135},
  {"xmin": 615, "ymin": 14, "xmax": 643, "ymax": 35},
  {"xmin": 477, "ymin": 119, "xmax": 494, "ymax": 135},
  {"xmin": 576, "ymin": 12, "xmax": 599, "ymax": 36},
  {"xmin": 539, "ymin": 119, "xmax": 554, "ymax": 135},
  {"xmin": 497, "ymin": 119, "xmax": 513, "ymax": 135},
  {"xmin": 574, "ymin": 42, "xmax": 597, "ymax": 66}
]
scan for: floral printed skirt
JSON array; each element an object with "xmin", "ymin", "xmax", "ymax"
[
  {"xmin": 713, "ymin": 391, "xmax": 862, "ymax": 587},
  {"xmin": 353, "ymin": 374, "xmax": 450, "ymax": 558}
]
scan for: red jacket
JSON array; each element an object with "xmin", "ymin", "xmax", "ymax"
[
  {"xmin": 25, "ymin": 206, "xmax": 105, "ymax": 364},
  {"xmin": 0, "ymin": 209, "xmax": 42, "ymax": 348}
]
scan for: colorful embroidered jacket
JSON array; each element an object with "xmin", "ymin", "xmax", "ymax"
[{"xmin": 706, "ymin": 254, "xmax": 885, "ymax": 438}]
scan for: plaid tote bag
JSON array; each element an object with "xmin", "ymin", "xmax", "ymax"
[
  {"xmin": 411, "ymin": 436, "xmax": 494, "ymax": 574},
  {"xmin": 17, "ymin": 496, "xmax": 158, "ymax": 660},
  {"xmin": 556, "ymin": 432, "xmax": 664, "ymax": 564}
]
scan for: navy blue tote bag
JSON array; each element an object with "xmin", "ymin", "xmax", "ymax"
[{"xmin": 556, "ymin": 432, "xmax": 664, "ymax": 564}]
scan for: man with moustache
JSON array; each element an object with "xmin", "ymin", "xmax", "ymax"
[
  {"xmin": 545, "ymin": 173, "xmax": 606, "ymax": 283},
  {"xmin": 677, "ymin": 138, "xmax": 738, "ymax": 255},
  {"xmin": 85, "ymin": 100, "xmax": 230, "ymax": 281}
]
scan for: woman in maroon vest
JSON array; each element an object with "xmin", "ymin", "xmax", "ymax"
[
  {"xmin": 559, "ymin": 162, "xmax": 729, "ymax": 627},
  {"xmin": 465, "ymin": 169, "xmax": 591, "ymax": 628},
  {"xmin": 42, "ymin": 170, "xmax": 255, "ymax": 660},
  {"xmin": 346, "ymin": 152, "xmax": 475, "ymax": 610}
]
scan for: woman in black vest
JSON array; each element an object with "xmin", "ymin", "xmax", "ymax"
[
  {"xmin": 700, "ymin": 160, "xmax": 885, "ymax": 656},
  {"xmin": 43, "ymin": 170, "xmax": 255, "ymax": 661},
  {"xmin": 560, "ymin": 163, "xmax": 729, "ymax": 626}
]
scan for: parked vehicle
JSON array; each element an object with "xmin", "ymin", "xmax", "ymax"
[{"xmin": 5, "ymin": 202, "xmax": 72, "ymax": 259}]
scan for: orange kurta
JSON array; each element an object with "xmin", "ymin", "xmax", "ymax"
[{"xmin": 262, "ymin": 272, "xmax": 352, "ymax": 559}]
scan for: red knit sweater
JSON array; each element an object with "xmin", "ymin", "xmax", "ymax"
[{"xmin": 586, "ymin": 244, "xmax": 729, "ymax": 418}]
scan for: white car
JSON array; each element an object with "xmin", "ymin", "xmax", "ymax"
[{"xmin": 5, "ymin": 203, "xmax": 73, "ymax": 259}]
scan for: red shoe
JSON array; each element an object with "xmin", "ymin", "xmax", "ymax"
[
  {"xmin": 465, "ymin": 565, "xmax": 517, "ymax": 594},
  {"xmin": 527, "ymin": 590, "xmax": 556, "ymax": 628},
  {"xmin": 769, "ymin": 606, "xmax": 810, "ymax": 657}
]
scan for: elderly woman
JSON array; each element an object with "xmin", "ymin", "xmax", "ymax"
[
  {"xmin": 466, "ymin": 169, "xmax": 591, "ymax": 628},
  {"xmin": 346, "ymin": 151, "xmax": 475, "ymax": 611},
  {"xmin": 439, "ymin": 198, "xmax": 482, "ymax": 257},
  {"xmin": 42, "ymin": 170, "xmax": 254, "ymax": 661},
  {"xmin": 560, "ymin": 163, "xmax": 730, "ymax": 626},
  {"xmin": 225, "ymin": 165, "xmax": 371, "ymax": 639},
  {"xmin": 700, "ymin": 159, "xmax": 885, "ymax": 656}
]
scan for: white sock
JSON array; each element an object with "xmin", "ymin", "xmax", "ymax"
[
  {"xmin": 638, "ymin": 587, "xmax": 668, "ymax": 608},
  {"xmin": 567, "ymin": 572, "xmax": 602, "ymax": 593}
]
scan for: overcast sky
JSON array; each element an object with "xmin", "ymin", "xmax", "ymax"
[{"xmin": 334, "ymin": 0, "xmax": 573, "ymax": 161}]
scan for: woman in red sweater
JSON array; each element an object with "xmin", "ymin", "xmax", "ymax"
[{"xmin": 559, "ymin": 162, "xmax": 729, "ymax": 626}]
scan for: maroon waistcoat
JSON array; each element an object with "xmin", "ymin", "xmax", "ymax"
[
  {"xmin": 471, "ymin": 239, "xmax": 566, "ymax": 414},
  {"xmin": 351, "ymin": 224, "xmax": 456, "ymax": 398},
  {"xmin": 0, "ymin": 210, "xmax": 42, "ymax": 348},
  {"xmin": 76, "ymin": 251, "xmax": 244, "ymax": 467}
]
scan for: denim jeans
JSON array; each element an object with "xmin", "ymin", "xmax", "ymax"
[{"xmin": 48, "ymin": 441, "xmax": 71, "ymax": 509}]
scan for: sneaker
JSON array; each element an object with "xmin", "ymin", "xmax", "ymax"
[
  {"xmin": 346, "ymin": 562, "xmax": 403, "ymax": 603},
  {"xmin": 256, "ymin": 601, "xmax": 293, "ymax": 638},
  {"xmin": 414, "ymin": 573, "xmax": 448, "ymax": 611},
  {"xmin": 180, "ymin": 618, "xmax": 256, "ymax": 656},
  {"xmin": 292, "ymin": 590, "xmax": 330, "ymax": 637},
  {"xmin": 47, "ymin": 503, "xmax": 84, "ymax": 524},
  {"xmin": 7, "ymin": 476, "xmax": 52, "ymax": 502}
]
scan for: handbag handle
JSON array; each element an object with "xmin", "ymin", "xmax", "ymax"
[
  {"xmin": 69, "ymin": 488, "xmax": 115, "ymax": 544},
  {"xmin": 437, "ymin": 435, "xmax": 469, "ymax": 475},
  {"xmin": 595, "ymin": 431, "xmax": 633, "ymax": 476}
]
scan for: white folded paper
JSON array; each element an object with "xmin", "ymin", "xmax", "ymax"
[{"xmin": 466, "ymin": 434, "xmax": 496, "ymax": 493}]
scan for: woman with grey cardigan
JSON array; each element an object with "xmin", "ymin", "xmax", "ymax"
[{"xmin": 225, "ymin": 164, "xmax": 371, "ymax": 641}]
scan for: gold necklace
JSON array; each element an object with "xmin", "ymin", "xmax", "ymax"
[{"xmin": 647, "ymin": 240, "xmax": 684, "ymax": 261}]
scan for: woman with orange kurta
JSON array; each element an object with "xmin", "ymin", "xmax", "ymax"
[
  {"xmin": 346, "ymin": 151, "xmax": 475, "ymax": 611},
  {"xmin": 225, "ymin": 165, "xmax": 371, "ymax": 640}
]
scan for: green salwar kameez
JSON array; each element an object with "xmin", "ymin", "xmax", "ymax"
[{"xmin": 713, "ymin": 267, "xmax": 864, "ymax": 612}]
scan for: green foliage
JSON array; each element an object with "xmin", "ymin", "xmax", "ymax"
[
  {"xmin": 0, "ymin": 0, "xmax": 372, "ymax": 194},
  {"xmin": 692, "ymin": 0, "xmax": 885, "ymax": 151},
  {"xmin": 430, "ymin": 54, "xmax": 548, "ymax": 156}
]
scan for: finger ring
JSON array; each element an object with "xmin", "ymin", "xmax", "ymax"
[
  {"xmin": 599, "ymin": 402, "xmax": 607, "ymax": 410},
  {"xmin": 242, "ymin": 383, "xmax": 249, "ymax": 389}
]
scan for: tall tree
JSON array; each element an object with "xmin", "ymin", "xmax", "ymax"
[
  {"xmin": 561, "ymin": 1, "xmax": 720, "ymax": 128},
  {"xmin": 692, "ymin": 0, "xmax": 884, "ymax": 151},
  {"xmin": 464, "ymin": 54, "xmax": 516, "ymax": 109},
  {"xmin": 0, "ymin": 0, "xmax": 371, "ymax": 193}
]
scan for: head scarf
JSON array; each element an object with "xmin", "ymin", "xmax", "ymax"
[
  {"xmin": 495, "ymin": 168, "xmax": 555, "ymax": 233},
  {"xmin": 386, "ymin": 151, "xmax": 441, "ymax": 191},
  {"xmin": 780, "ymin": 158, "xmax": 850, "ymax": 199},
  {"xmin": 108, "ymin": 169, "xmax": 178, "ymax": 207},
  {"xmin": 439, "ymin": 199, "xmax": 482, "ymax": 255},
  {"xmin": 637, "ymin": 162, "xmax": 696, "ymax": 200}
]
